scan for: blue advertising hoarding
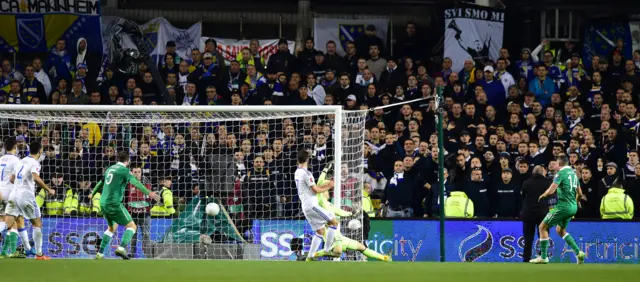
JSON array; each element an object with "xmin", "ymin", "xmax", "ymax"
[
  {"xmin": 40, "ymin": 217, "xmax": 171, "ymax": 258},
  {"xmin": 253, "ymin": 219, "xmax": 640, "ymax": 263}
]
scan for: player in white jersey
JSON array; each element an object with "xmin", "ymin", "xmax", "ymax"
[
  {"xmin": 0, "ymin": 137, "xmax": 27, "ymax": 258},
  {"xmin": 294, "ymin": 150, "xmax": 337, "ymax": 260},
  {"xmin": 4, "ymin": 142, "xmax": 54, "ymax": 260}
]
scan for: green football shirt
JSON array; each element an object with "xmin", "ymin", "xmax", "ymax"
[
  {"xmin": 553, "ymin": 166, "xmax": 579, "ymax": 209},
  {"xmin": 96, "ymin": 162, "xmax": 149, "ymax": 207}
]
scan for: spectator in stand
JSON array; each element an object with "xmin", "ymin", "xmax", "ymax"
[
  {"xmin": 2, "ymin": 59, "xmax": 24, "ymax": 83},
  {"xmin": 22, "ymin": 65, "xmax": 47, "ymax": 104},
  {"xmin": 394, "ymin": 22, "xmax": 425, "ymax": 65},
  {"xmin": 379, "ymin": 57, "xmax": 405, "ymax": 94},
  {"xmin": 32, "ymin": 57, "xmax": 52, "ymax": 97},
  {"xmin": 236, "ymin": 39, "xmax": 264, "ymax": 73},
  {"xmin": 344, "ymin": 41, "xmax": 359, "ymax": 77},
  {"xmin": 68, "ymin": 79, "xmax": 88, "ymax": 105},
  {"xmin": 297, "ymin": 37, "xmax": 317, "ymax": 72},
  {"xmin": 47, "ymin": 39, "xmax": 73, "ymax": 85},
  {"xmin": 325, "ymin": 41, "xmax": 347, "ymax": 75},
  {"xmin": 267, "ymin": 39, "xmax": 297, "ymax": 76},
  {"xmin": 366, "ymin": 44, "xmax": 386, "ymax": 79},
  {"xmin": 529, "ymin": 64, "xmax": 558, "ymax": 107},
  {"xmin": 481, "ymin": 66, "xmax": 506, "ymax": 109},
  {"xmin": 355, "ymin": 25, "xmax": 385, "ymax": 60}
]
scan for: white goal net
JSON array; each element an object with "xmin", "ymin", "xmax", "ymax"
[{"xmin": 0, "ymin": 105, "xmax": 366, "ymax": 260}]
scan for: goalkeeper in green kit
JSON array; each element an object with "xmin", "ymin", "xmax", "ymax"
[
  {"xmin": 531, "ymin": 155, "xmax": 586, "ymax": 264},
  {"xmin": 90, "ymin": 151, "xmax": 160, "ymax": 260}
]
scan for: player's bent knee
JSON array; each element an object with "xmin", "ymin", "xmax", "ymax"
[
  {"xmin": 126, "ymin": 222, "xmax": 138, "ymax": 231},
  {"xmin": 328, "ymin": 218, "xmax": 339, "ymax": 226},
  {"xmin": 316, "ymin": 229, "xmax": 325, "ymax": 236},
  {"xmin": 30, "ymin": 218, "xmax": 42, "ymax": 228}
]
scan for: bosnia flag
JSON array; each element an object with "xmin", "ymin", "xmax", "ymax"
[{"xmin": 0, "ymin": 14, "xmax": 102, "ymax": 53}]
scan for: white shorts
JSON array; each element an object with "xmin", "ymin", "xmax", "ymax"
[
  {"xmin": 303, "ymin": 205, "xmax": 335, "ymax": 232},
  {"xmin": 0, "ymin": 189, "xmax": 12, "ymax": 216},
  {"xmin": 6, "ymin": 190, "xmax": 40, "ymax": 220}
]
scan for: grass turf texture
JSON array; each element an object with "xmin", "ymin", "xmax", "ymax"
[{"xmin": 2, "ymin": 260, "xmax": 638, "ymax": 282}]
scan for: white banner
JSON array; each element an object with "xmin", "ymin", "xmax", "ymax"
[
  {"xmin": 444, "ymin": 5, "xmax": 504, "ymax": 72},
  {"xmin": 313, "ymin": 18, "xmax": 389, "ymax": 56},
  {"xmin": 154, "ymin": 18, "xmax": 201, "ymax": 61},
  {"xmin": 101, "ymin": 17, "xmax": 201, "ymax": 62},
  {"xmin": 201, "ymin": 37, "xmax": 295, "ymax": 66}
]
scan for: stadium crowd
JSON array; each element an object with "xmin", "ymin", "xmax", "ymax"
[{"xmin": 0, "ymin": 21, "xmax": 638, "ymax": 224}]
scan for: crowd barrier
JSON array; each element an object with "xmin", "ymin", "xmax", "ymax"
[{"xmin": 37, "ymin": 217, "xmax": 640, "ymax": 263}]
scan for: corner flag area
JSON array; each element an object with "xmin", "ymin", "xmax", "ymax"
[{"xmin": 3, "ymin": 260, "xmax": 638, "ymax": 282}]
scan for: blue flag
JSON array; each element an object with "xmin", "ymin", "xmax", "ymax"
[
  {"xmin": 583, "ymin": 20, "xmax": 633, "ymax": 69},
  {"xmin": 0, "ymin": 0, "xmax": 102, "ymax": 54}
]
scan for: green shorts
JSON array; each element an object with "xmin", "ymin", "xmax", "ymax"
[
  {"xmin": 101, "ymin": 204, "xmax": 133, "ymax": 227},
  {"xmin": 542, "ymin": 206, "xmax": 577, "ymax": 229}
]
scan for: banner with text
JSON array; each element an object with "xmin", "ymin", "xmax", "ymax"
[
  {"xmin": 583, "ymin": 20, "xmax": 640, "ymax": 70},
  {"xmin": 201, "ymin": 37, "xmax": 295, "ymax": 66},
  {"xmin": 253, "ymin": 219, "xmax": 640, "ymax": 263},
  {"xmin": 313, "ymin": 17, "xmax": 389, "ymax": 56},
  {"xmin": 0, "ymin": 0, "xmax": 102, "ymax": 53},
  {"xmin": 40, "ymin": 217, "xmax": 171, "ymax": 258},
  {"xmin": 444, "ymin": 4, "xmax": 504, "ymax": 72}
]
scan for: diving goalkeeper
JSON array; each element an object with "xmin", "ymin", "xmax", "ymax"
[
  {"xmin": 311, "ymin": 165, "xmax": 390, "ymax": 262},
  {"xmin": 90, "ymin": 151, "xmax": 160, "ymax": 260}
]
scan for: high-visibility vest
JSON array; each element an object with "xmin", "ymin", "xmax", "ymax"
[
  {"xmin": 362, "ymin": 189, "xmax": 376, "ymax": 217},
  {"xmin": 39, "ymin": 185, "xmax": 72, "ymax": 215},
  {"xmin": 445, "ymin": 191, "xmax": 474, "ymax": 218},
  {"xmin": 151, "ymin": 187, "xmax": 176, "ymax": 217},
  {"xmin": 600, "ymin": 188, "xmax": 634, "ymax": 220}
]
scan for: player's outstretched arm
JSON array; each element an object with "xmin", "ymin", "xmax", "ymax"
[
  {"xmin": 128, "ymin": 176, "xmax": 160, "ymax": 201},
  {"xmin": 312, "ymin": 180, "xmax": 334, "ymax": 194},
  {"xmin": 91, "ymin": 180, "xmax": 104, "ymax": 199},
  {"xmin": 539, "ymin": 183, "xmax": 558, "ymax": 202},
  {"xmin": 33, "ymin": 172, "xmax": 54, "ymax": 195}
]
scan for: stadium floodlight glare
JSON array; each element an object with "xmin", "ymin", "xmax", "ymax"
[{"xmin": 0, "ymin": 105, "xmax": 366, "ymax": 260}]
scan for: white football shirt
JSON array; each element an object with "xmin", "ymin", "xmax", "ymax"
[
  {"xmin": 0, "ymin": 154, "xmax": 20, "ymax": 190},
  {"xmin": 14, "ymin": 157, "xmax": 41, "ymax": 194},
  {"xmin": 295, "ymin": 167, "xmax": 317, "ymax": 211}
]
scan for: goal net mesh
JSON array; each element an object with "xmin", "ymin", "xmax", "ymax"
[{"xmin": 0, "ymin": 107, "xmax": 367, "ymax": 260}]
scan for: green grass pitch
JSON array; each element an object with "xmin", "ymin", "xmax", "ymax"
[{"xmin": 2, "ymin": 260, "xmax": 638, "ymax": 282}]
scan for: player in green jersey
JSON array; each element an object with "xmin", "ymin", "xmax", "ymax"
[
  {"xmin": 90, "ymin": 151, "xmax": 160, "ymax": 260},
  {"xmin": 531, "ymin": 155, "xmax": 586, "ymax": 264}
]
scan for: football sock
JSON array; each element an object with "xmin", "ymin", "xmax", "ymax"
[
  {"xmin": 562, "ymin": 233, "xmax": 581, "ymax": 253},
  {"xmin": 8, "ymin": 230, "xmax": 18, "ymax": 254},
  {"xmin": 314, "ymin": 250, "xmax": 329, "ymax": 257},
  {"xmin": 99, "ymin": 230, "xmax": 113, "ymax": 255},
  {"xmin": 18, "ymin": 228, "xmax": 31, "ymax": 251},
  {"xmin": 120, "ymin": 228, "xmax": 135, "ymax": 249},
  {"xmin": 1, "ymin": 231, "xmax": 16, "ymax": 255},
  {"xmin": 33, "ymin": 227, "xmax": 42, "ymax": 255},
  {"xmin": 0, "ymin": 222, "xmax": 6, "ymax": 234},
  {"xmin": 307, "ymin": 233, "xmax": 322, "ymax": 258},
  {"xmin": 324, "ymin": 226, "xmax": 337, "ymax": 252},
  {"xmin": 540, "ymin": 238, "xmax": 549, "ymax": 259},
  {"xmin": 362, "ymin": 248, "xmax": 385, "ymax": 260}
]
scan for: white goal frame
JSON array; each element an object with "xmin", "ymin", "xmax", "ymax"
[
  {"xmin": 0, "ymin": 104, "xmax": 366, "ymax": 259},
  {"xmin": 0, "ymin": 104, "xmax": 346, "ymax": 209}
]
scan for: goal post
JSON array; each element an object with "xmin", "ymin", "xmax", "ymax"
[{"xmin": 0, "ymin": 105, "xmax": 367, "ymax": 260}]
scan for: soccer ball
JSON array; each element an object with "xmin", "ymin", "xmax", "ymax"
[
  {"xmin": 206, "ymin": 203, "xmax": 220, "ymax": 216},
  {"xmin": 347, "ymin": 219, "xmax": 362, "ymax": 230}
]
